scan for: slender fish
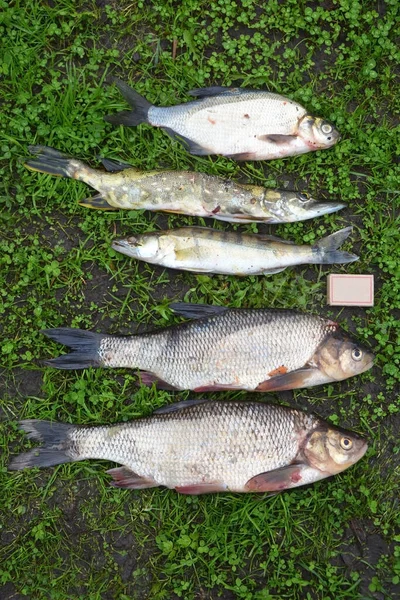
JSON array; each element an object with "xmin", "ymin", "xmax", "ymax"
[
  {"xmin": 105, "ymin": 79, "xmax": 340, "ymax": 160},
  {"xmin": 41, "ymin": 303, "xmax": 374, "ymax": 392},
  {"xmin": 9, "ymin": 400, "xmax": 368, "ymax": 495},
  {"xmin": 24, "ymin": 145, "xmax": 345, "ymax": 223},
  {"xmin": 112, "ymin": 226, "xmax": 358, "ymax": 276}
]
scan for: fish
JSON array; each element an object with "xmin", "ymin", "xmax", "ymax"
[
  {"xmin": 104, "ymin": 79, "xmax": 341, "ymax": 161},
  {"xmin": 24, "ymin": 145, "xmax": 346, "ymax": 224},
  {"xmin": 8, "ymin": 400, "xmax": 368, "ymax": 495},
  {"xmin": 40, "ymin": 302, "xmax": 374, "ymax": 392},
  {"xmin": 111, "ymin": 226, "xmax": 359, "ymax": 276}
]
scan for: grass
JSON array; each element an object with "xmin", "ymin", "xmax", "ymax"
[{"xmin": 0, "ymin": 0, "xmax": 399, "ymax": 598}]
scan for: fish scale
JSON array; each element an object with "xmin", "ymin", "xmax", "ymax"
[
  {"xmin": 98, "ymin": 310, "xmax": 333, "ymax": 390},
  {"xmin": 47, "ymin": 402, "xmax": 310, "ymax": 490}
]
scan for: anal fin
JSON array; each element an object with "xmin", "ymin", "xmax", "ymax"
[
  {"xmin": 107, "ymin": 466, "xmax": 159, "ymax": 489},
  {"xmin": 79, "ymin": 194, "xmax": 115, "ymax": 210}
]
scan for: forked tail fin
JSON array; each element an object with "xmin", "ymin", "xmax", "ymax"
[
  {"xmin": 313, "ymin": 227, "xmax": 359, "ymax": 264},
  {"xmin": 41, "ymin": 328, "xmax": 105, "ymax": 369},
  {"xmin": 9, "ymin": 420, "xmax": 77, "ymax": 470},
  {"xmin": 105, "ymin": 78, "xmax": 153, "ymax": 126}
]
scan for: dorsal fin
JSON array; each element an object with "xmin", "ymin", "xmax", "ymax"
[
  {"xmin": 188, "ymin": 86, "xmax": 245, "ymax": 98},
  {"xmin": 154, "ymin": 399, "xmax": 210, "ymax": 414},
  {"xmin": 170, "ymin": 303, "xmax": 229, "ymax": 319}
]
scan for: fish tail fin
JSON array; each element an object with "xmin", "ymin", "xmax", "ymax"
[
  {"xmin": 41, "ymin": 328, "xmax": 105, "ymax": 370},
  {"xmin": 313, "ymin": 227, "xmax": 359, "ymax": 264},
  {"xmin": 9, "ymin": 420, "xmax": 78, "ymax": 470},
  {"xmin": 105, "ymin": 78, "xmax": 152, "ymax": 126},
  {"xmin": 24, "ymin": 145, "xmax": 84, "ymax": 179}
]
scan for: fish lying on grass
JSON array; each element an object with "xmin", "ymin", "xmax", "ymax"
[
  {"xmin": 24, "ymin": 145, "xmax": 345, "ymax": 223},
  {"xmin": 8, "ymin": 400, "xmax": 368, "ymax": 495},
  {"xmin": 41, "ymin": 303, "xmax": 374, "ymax": 392},
  {"xmin": 112, "ymin": 226, "xmax": 358, "ymax": 276},
  {"xmin": 105, "ymin": 79, "xmax": 340, "ymax": 160}
]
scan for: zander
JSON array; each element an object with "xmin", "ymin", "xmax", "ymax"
[
  {"xmin": 9, "ymin": 400, "xmax": 368, "ymax": 495},
  {"xmin": 24, "ymin": 146, "xmax": 345, "ymax": 223},
  {"xmin": 41, "ymin": 303, "xmax": 374, "ymax": 392},
  {"xmin": 105, "ymin": 80, "xmax": 340, "ymax": 160},
  {"xmin": 112, "ymin": 226, "xmax": 358, "ymax": 276}
]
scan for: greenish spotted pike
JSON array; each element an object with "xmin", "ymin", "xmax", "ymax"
[
  {"xmin": 9, "ymin": 400, "xmax": 368, "ymax": 495},
  {"xmin": 24, "ymin": 146, "xmax": 345, "ymax": 223},
  {"xmin": 41, "ymin": 303, "xmax": 374, "ymax": 392},
  {"xmin": 112, "ymin": 226, "xmax": 358, "ymax": 276},
  {"xmin": 105, "ymin": 80, "xmax": 340, "ymax": 160}
]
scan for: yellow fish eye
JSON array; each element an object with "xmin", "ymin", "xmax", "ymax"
[
  {"xmin": 351, "ymin": 347, "xmax": 363, "ymax": 361},
  {"xmin": 340, "ymin": 437, "xmax": 353, "ymax": 451},
  {"xmin": 321, "ymin": 122, "xmax": 333, "ymax": 134}
]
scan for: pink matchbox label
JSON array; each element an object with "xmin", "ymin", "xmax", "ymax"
[{"xmin": 327, "ymin": 274, "xmax": 374, "ymax": 307}]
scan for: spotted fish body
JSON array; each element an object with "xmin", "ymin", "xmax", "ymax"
[
  {"xmin": 41, "ymin": 304, "xmax": 374, "ymax": 393},
  {"xmin": 9, "ymin": 401, "xmax": 368, "ymax": 495},
  {"xmin": 24, "ymin": 146, "xmax": 345, "ymax": 223},
  {"xmin": 105, "ymin": 81, "xmax": 340, "ymax": 160},
  {"xmin": 112, "ymin": 226, "xmax": 359, "ymax": 276}
]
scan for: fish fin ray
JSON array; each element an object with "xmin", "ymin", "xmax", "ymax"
[
  {"xmin": 9, "ymin": 420, "xmax": 75, "ymax": 470},
  {"xmin": 175, "ymin": 482, "xmax": 228, "ymax": 494},
  {"xmin": 245, "ymin": 465, "xmax": 306, "ymax": 492},
  {"xmin": 154, "ymin": 399, "xmax": 210, "ymax": 414},
  {"xmin": 138, "ymin": 371, "xmax": 179, "ymax": 391},
  {"xmin": 169, "ymin": 302, "xmax": 229, "ymax": 319},
  {"xmin": 79, "ymin": 194, "xmax": 115, "ymax": 210},
  {"xmin": 105, "ymin": 79, "xmax": 152, "ymax": 126},
  {"xmin": 107, "ymin": 466, "xmax": 158, "ymax": 489},
  {"xmin": 162, "ymin": 127, "xmax": 212, "ymax": 155},
  {"xmin": 24, "ymin": 145, "xmax": 78, "ymax": 178},
  {"xmin": 41, "ymin": 328, "xmax": 104, "ymax": 370},
  {"xmin": 258, "ymin": 134, "xmax": 298, "ymax": 145},
  {"xmin": 255, "ymin": 367, "xmax": 318, "ymax": 392},
  {"xmin": 100, "ymin": 157, "xmax": 134, "ymax": 172},
  {"xmin": 225, "ymin": 152, "xmax": 257, "ymax": 161},
  {"xmin": 313, "ymin": 227, "xmax": 359, "ymax": 264},
  {"xmin": 187, "ymin": 86, "xmax": 241, "ymax": 97},
  {"xmin": 193, "ymin": 383, "xmax": 245, "ymax": 392}
]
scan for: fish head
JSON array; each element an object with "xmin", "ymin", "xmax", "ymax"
[
  {"xmin": 297, "ymin": 115, "xmax": 341, "ymax": 149},
  {"xmin": 112, "ymin": 235, "xmax": 160, "ymax": 260},
  {"xmin": 313, "ymin": 334, "xmax": 374, "ymax": 381},
  {"xmin": 269, "ymin": 192, "xmax": 346, "ymax": 223},
  {"xmin": 303, "ymin": 424, "xmax": 368, "ymax": 475}
]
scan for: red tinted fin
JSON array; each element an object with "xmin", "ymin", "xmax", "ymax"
[
  {"xmin": 193, "ymin": 383, "xmax": 243, "ymax": 392},
  {"xmin": 225, "ymin": 152, "xmax": 257, "ymax": 161},
  {"xmin": 107, "ymin": 466, "xmax": 159, "ymax": 489},
  {"xmin": 138, "ymin": 371, "xmax": 179, "ymax": 390},
  {"xmin": 175, "ymin": 482, "xmax": 228, "ymax": 495},
  {"xmin": 245, "ymin": 465, "xmax": 305, "ymax": 492},
  {"xmin": 255, "ymin": 367, "xmax": 316, "ymax": 392}
]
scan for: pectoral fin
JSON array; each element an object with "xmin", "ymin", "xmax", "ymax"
[
  {"xmin": 255, "ymin": 367, "xmax": 320, "ymax": 392},
  {"xmin": 225, "ymin": 152, "xmax": 257, "ymax": 161},
  {"xmin": 79, "ymin": 194, "xmax": 115, "ymax": 210},
  {"xmin": 245, "ymin": 465, "xmax": 305, "ymax": 492},
  {"xmin": 107, "ymin": 466, "xmax": 159, "ymax": 489},
  {"xmin": 175, "ymin": 482, "xmax": 228, "ymax": 495},
  {"xmin": 258, "ymin": 134, "xmax": 298, "ymax": 145}
]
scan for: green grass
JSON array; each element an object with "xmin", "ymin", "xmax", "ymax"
[{"xmin": 1, "ymin": 0, "xmax": 399, "ymax": 598}]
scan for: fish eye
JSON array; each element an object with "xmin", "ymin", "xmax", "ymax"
[
  {"xmin": 298, "ymin": 193, "xmax": 309, "ymax": 204},
  {"xmin": 340, "ymin": 437, "xmax": 353, "ymax": 451},
  {"xmin": 351, "ymin": 347, "xmax": 363, "ymax": 361},
  {"xmin": 321, "ymin": 121, "xmax": 333, "ymax": 135}
]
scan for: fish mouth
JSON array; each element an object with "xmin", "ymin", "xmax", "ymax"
[{"xmin": 308, "ymin": 201, "xmax": 347, "ymax": 216}]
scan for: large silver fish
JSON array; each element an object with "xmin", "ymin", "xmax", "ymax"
[
  {"xmin": 105, "ymin": 80, "xmax": 340, "ymax": 160},
  {"xmin": 112, "ymin": 226, "xmax": 358, "ymax": 276},
  {"xmin": 9, "ymin": 400, "xmax": 368, "ymax": 495},
  {"xmin": 41, "ymin": 303, "xmax": 374, "ymax": 392},
  {"xmin": 24, "ymin": 145, "xmax": 345, "ymax": 223}
]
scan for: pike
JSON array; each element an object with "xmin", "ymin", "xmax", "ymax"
[
  {"xmin": 105, "ymin": 79, "xmax": 341, "ymax": 161},
  {"xmin": 24, "ymin": 145, "xmax": 345, "ymax": 224},
  {"xmin": 9, "ymin": 400, "xmax": 368, "ymax": 495},
  {"xmin": 40, "ymin": 303, "xmax": 374, "ymax": 392},
  {"xmin": 112, "ymin": 226, "xmax": 359, "ymax": 276}
]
